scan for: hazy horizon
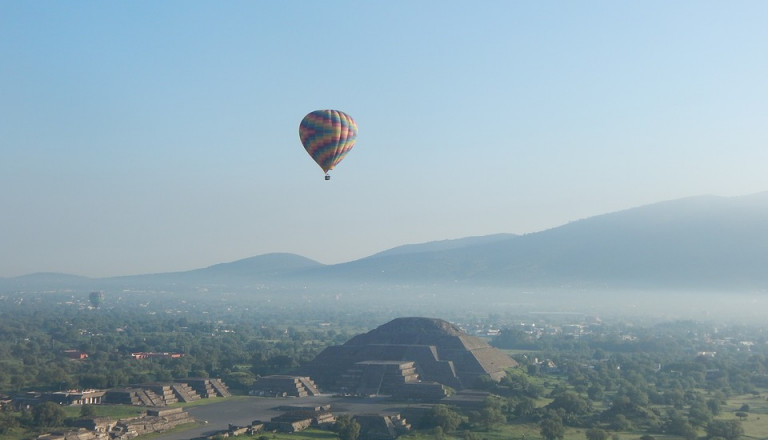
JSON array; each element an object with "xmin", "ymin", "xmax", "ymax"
[{"xmin": 1, "ymin": 191, "xmax": 762, "ymax": 279}]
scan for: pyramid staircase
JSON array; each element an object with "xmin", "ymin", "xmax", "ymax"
[
  {"xmin": 298, "ymin": 377, "xmax": 320, "ymax": 396},
  {"xmin": 171, "ymin": 383, "xmax": 201, "ymax": 402},
  {"xmin": 209, "ymin": 378, "xmax": 232, "ymax": 397},
  {"xmin": 145, "ymin": 384, "xmax": 179, "ymax": 405},
  {"xmin": 104, "ymin": 388, "xmax": 165, "ymax": 406},
  {"xmin": 180, "ymin": 378, "xmax": 232, "ymax": 398},
  {"xmin": 137, "ymin": 388, "xmax": 165, "ymax": 406},
  {"xmin": 339, "ymin": 361, "xmax": 420, "ymax": 396}
]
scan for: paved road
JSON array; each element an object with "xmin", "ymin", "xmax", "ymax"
[{"xmin": 150, "ymin": 395, "xmax": 413, "ymax": 440}]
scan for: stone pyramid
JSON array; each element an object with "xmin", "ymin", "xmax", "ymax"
[{"xmin": 302, "ymin": 317, "xmax": 517, "ymax": 393}]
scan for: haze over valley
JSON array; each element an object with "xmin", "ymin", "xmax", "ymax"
[{"xmin": 4, "ymin": 192, "xmax": 767, "ymax": 322}]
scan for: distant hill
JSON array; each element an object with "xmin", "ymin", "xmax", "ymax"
[
  {"xmin": 368, "ymin": 234, "xmax": 518, "ymax": 258},
  {"xmin": 0, "ymin": 253, "xmax": 322, "ymax": 291},
  {"xmin": 3, "ymin": 193, "xmax": 768, "ymax": 292},
  {"xmin": 180, "ymin": 253, "xmax": 323, "ymax": 279},
  {"xmin": 298, "ymin": 192, "xmax": 768, "ymax": 290},
  {"xmin": 0, "ymin": 272, "xmax": 92, "ymax": 291},
  {"xmin": 98, "ymin": 253, "xmax": 323, "ymax": 289}
]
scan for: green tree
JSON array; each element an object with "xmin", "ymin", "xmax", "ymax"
[
  {"xmin": 547, "ymin": 391, "xmax": 592, "ymax": 423},
  {"xmin": 610, "ymin": 414, "xmax": 633, "ymax": 431},
  {"xmin": 0, "ymin": 411, "xmax": 20, "ymax": 434},
  {"xmin": 706, "ymin": 419, "xmax": 743, "ymax": 440},
  {"xmin": 540, "ymin": 412, "xmax": 565, "ymax": 440},
  {"xmin": 32, "ymin": 402, "xmax": 66, "ymax": 427},
  {"xmin": 586, "ymin": 428, "xmax": 609, "ymax": 440},
  {"xmin": 707, "ymin": 398, "xmax": 722, "ymax": 415},
  {"xmin": 513, "ymin": 397, "xmax": 536, "ymax": 417},
  {"xmin": 478, "ymin": 405, "xmax": 506, "ymax": 429},
  {"xmin": 79, "ymin": 404, "xmax": 96, "ymax": 418},
  {"xmin": 588, "ymin": 385, "xmax": 605, "ymax": 401},
  {"xmin": 463, "ymin": 431, "xmax": 480, "ymax": 440},
  {"xmin": 689, "ymin": 400, "xmax": 713, "ymax": 427},
  {"xmin": 425, "ymin": 405, "xmax": 463, "ymax": 432},
  {"xmin": 664, "ymin": 410, "xmax": 697, "ymax": 440},
  {"xmin": 335, "ymin": 414, "xmax": 360, "ymax": 440}
]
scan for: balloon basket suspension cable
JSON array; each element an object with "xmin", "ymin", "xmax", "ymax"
[{"xmin": 324, "ymin": 174, "xmax": 331, "ymax": 181}]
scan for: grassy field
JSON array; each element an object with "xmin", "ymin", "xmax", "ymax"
[
  {"xmin": 61, "ymin": 403, "xmax": 146, "ymax": 419},
  {"xmin": 720, "ymin": 392, "xmax": 768, "ymax": 439},
  {"xmin": 0, "ymin": 427, "xmax": 29, "ymax": 440},
  {"xmin": 199, "ymin": 428, "xmax": 339, "ymax": 439}
]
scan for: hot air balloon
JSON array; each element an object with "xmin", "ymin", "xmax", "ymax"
[{"xmin": 299, "ymin": 110, "xmax": 358, "ymax": 180}]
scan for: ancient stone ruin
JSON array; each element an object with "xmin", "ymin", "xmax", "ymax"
[
  {"xmin": 37, "ymin": 407, "xmax": 195, "ymax": 440},
  {"xmin": 355, "ymin": 413, "xmax": 412, "ymax": 440},
  {"xmin": 301, "ymin": 317, "xmax": 517, "ymax": 396},
  {"xmin": 262, "ymin": 404, "xmax": 335, "ymax": 432},
  {"xmin": 200, "ymin": 405, "xmax": 412, "ymax": 440},
  {"xmin": 103, "ymin": 379, "xmax": 230, "ymax": 406},
  {"xmin": 250, "ymin": 375, "xmax": 320, "ymax": 397},
  {"xmin": 184, "ymin": 378, "xmax": 232, "ymax": 398}
]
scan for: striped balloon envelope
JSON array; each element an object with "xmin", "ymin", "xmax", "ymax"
[{"xmin": 299, "ymin": 110, "xmax": 358, "ymax": 179}]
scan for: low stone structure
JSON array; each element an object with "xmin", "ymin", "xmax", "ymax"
[
  {"xmin": 266, "ymin": 414, "xmax": 314, "ymax": 433},
  {"xmin": 48, "ymin": 390, "xmax": 106, "ymax": 405},
  {"xmin": 103, "ymin": 379, "xmax": 229, "ymax": 406},
  {"xmin": 354, "ymin": 413, "xmax": 412, "ymax": 440},
  {"xmin": 104, "ymin": 388, "xmax": 165, "ymax": 406},
  {"xmin": 70, "ymin": 417, "xmax": 114, "ymax": 434},
  {"xmin": 15, "ymin": 390, "xmax": 107, "ymax": 409},
  {"xmin": 37, "ymin": 408, "xmax": 194, "ymax": 440},
  {"xmin": 193, "ymin": 422, "xmax": 265, "ymax": 439},
  {"xmin": 143, "ymin": 384, "xmax": 180, "ymax": 405},
  {"xmin": 182, "ymin": 378, "xmax": 232, "ymax": 398},
  {"xmin": 111, "ymin": 407, "xmax": 195, "ymax": 438},
  {"xmin": 170, "ymin": 382, "xmax": 201, "ymax": 402},
  {"xmin": 37, "ymin": 428, "xmax": 107, "ymax": 440},
  {"xmin": 256, "ymin": 404, "xmax": 336, "ymax": 433},
  {"xmin": 251, "ymin": 375, "xmax": 320, "ymax": 397}
]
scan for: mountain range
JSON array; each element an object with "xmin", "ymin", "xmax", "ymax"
[{"xmin": 3, "ymin": 192, "xmax": 768, "ymax": 293}]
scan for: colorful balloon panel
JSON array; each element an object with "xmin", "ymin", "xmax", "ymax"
[{"xmin": 299, "ymin": 110, "xmax": 357, "ymax": 174}]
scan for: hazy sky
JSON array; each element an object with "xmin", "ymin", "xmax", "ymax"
[{"xmin": 2, "ymin": 1, "xmax": 767, "ymax": 278}]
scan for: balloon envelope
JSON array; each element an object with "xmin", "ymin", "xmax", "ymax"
[{"xmin": 299, "ymin": 110, "xmax": 358, "ymax": 174}]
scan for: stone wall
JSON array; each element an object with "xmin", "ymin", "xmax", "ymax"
[{"xmin": 36, "ymin": 408, "xmax": 194, "ymax": 440}]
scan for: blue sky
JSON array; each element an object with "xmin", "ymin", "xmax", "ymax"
[{"xmin": 2, "ymin": 1, "xmax": 767, "ymax": 277}]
